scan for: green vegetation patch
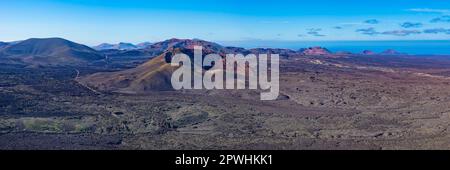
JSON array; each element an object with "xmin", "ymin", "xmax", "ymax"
[
  {"xmin": 21, "ymin": 118, "xmax": 64, "ymax": 133},
  {"xmin": 17, "ymin": 117, "xmax": 95, "ymax": 133}
]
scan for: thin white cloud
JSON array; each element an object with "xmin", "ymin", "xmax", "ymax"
[
  {"xmin": 431, "ymin": 15, "xmax": 450, "ymax": 23},
  {"xmin": 381, "ymin": 30, "xmax": 421, "ymax": 36},
  {"xmin": 364, "ymin": 19, "xmax": 380, "ymax": 24},
  {"xmin": 424, "ymin": 28, "xmax": 450, "ymax": 34},
  {"xmin": 407, "ymin": 8, "xmax": 450, "ymax": 14},
  {"xmin": 306, "ymin": 28, "xmax": 326, "ymax": 37},
  {"xmin": 259, "ymin": 20, "xmax": 291, "ymax": 24},
  {"xmin": 338, "ymin": 22, "xmax": 371, "ymax": 27},
  {"xmin": 356, "ymin": 28, "xmax": 422, "ymax": 36}
]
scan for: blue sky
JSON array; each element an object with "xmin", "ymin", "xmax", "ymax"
[{"xmin": 1, "ymin": 0, "xmax": 450, "ymax": 45}]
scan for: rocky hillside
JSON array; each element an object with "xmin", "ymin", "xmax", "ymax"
[
  {"xmin": 0, "ymin": 38, "xmax": 104, "ymax": 66},
  {"xmin": 299, "ymin": 47, "xmax": 331, "ymax": 55}
]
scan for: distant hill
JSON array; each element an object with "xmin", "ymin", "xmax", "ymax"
[
  {"xmin": 362, "ymin": 50, "xmax": 375, "ymax": 55},
  {"xmin": 0, "ymin": 37, "xmax": 409, "ymax": 68},
  {"xmin": 0, "ymin": 41, "xmax": 8, "ymax": 47},
  {"xmin": 299, "ymin": 47, "xmax": 331, "ymax": 55},
  {"xmin": 0, "ymin": 38, "xmax": 104, "ymax": 66},
  {"xmin": 94, "ymin": 42, "xmax": 154, "ymax": 51},
  {"xmin": 146, "ymin": 38, "xmax": 225, "ymax": 52},
  {"xmin": 97, "ymin": 39, "xmax": 226, "ymax": 57},
  {"xmin": 136, "ymin": 42, "xmax": 153, "ymax": 49},
  {"xmin": 248, "ymin": 48, "xmax": 298, "ymax": 59},
  {"xmin": 381, "ymin": 49, "xmax": 406, "ymax": 55},
  {"xmin": 0, "ymin": 42, "xmax": 8, "ymax": 51},
  {"xmin": 143, "ymin": 38, "xmax": 302, "ymax": 57},
  {"xmin": 93, "ymin": 43, "xmax": 115, "ymax": 51},
  {"xmin": 93, "ymin": 42, "xmax": 139, "ymax": 51}
]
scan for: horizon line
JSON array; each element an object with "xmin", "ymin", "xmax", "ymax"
[{"xmin": 2, "ymin": 37, "xmax": 450, "ymax": 46}]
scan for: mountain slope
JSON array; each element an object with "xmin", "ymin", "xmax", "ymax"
[
  {"xmin": 0, "ymin": 38, "xmax": 104, "ymax": 66},
  {"xmin": 0, "ymin": 42, "xmax": 8, "ymax": 48},
  {"xmin": 79, "ymin": 38, "xmax": 339, "ymax": 94},
  {"xmin": 79, "ymin": 42, "xmax": 252, "ymax": 93},
  {"xmin": 79, "ymin": 50, "xmax": 179, "ymax": 93}
]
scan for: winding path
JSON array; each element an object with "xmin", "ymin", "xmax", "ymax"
[{"xmin": 73, "ymin": 69, "xmax": 101, "ymax": 95}]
